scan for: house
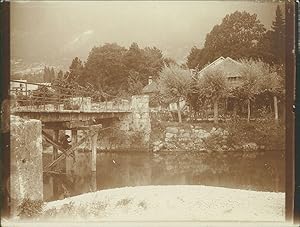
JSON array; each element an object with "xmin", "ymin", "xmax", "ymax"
[
  {"xmin": 194, "ymin": 56, "xmax": 244, "ymax": 115},
  {"xmin": 196, "ymin": 56, "xmax": 243, "ymax": 88},
  {"xmin": 142, "ymin": 76, "xmax": 159, "ymax": 95},
  {"xmin": 10, "ymin": 80, "xmax": 52, "ymax": 96},
  {"xmin": 142, "ymin": 76, "xmax": 187, "ymax": 112}
]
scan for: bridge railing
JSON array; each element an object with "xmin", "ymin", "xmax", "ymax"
[{"xmin": 10, "ymin": 80, "xmax": 132, "ymax": 112}]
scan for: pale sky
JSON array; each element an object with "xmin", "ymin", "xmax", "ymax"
[{"xmin": 11, "ymin": 1, "xmax": 283, "ymax": 67}]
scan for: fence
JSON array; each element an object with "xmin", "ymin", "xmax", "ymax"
[{"xmin": 10, "ymin": 80, "xmax": 131, "ymax": 112}]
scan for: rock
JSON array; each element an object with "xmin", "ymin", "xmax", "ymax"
[
  {"xmin": 211, "ymin": 127, "xmax": 216, "ymax": 132},
  {"xmin": 259, "ymin": 145, "xmax": 266, "ymax": 150},
  {"xmin": 221, "ymin": 145, "xmax": 228, "ymax": 150},
  {"xmin": 242, "ymin": 142, "xmax": 258, "ymax": 151},
  {"xmin": 182, "ymin": 132, "xmax": 190, "ymax": 138},
  {"xmin": 166, "ymin": 132, "xmax": 175, "ymax": 139},
  {"xmin": 223, "ymin": 130, "xmax": 229, "ymax": 136},
  {"xmin": 153, "ymin": 141, "xmax": 161, "ymax": 146},
  {"xmin": 158, "ymin": 143, "xmax": 164, "ymax": 149},
  {"xmin": 166, "ymin": 127, "xmax": 178, "ymax": 134}
]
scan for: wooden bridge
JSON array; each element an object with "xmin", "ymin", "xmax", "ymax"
[{"xmin": 10, "ymin": 80, "xmax": 151, "ymax": 197}]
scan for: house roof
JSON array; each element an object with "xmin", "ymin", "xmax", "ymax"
[
  {"xmin": 197, "ymin": 56, "xmax": 242, "ymax": 79},
  {"xmin": 142, "ymin": 81, "xmax": 159, "ymax": 94}
]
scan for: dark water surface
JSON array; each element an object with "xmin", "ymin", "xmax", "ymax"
[{"xmin": 43, "ymin": 149, "xmax": 285, "ymax": 201}]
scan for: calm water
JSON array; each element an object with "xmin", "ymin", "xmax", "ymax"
[{"xmin": 43, "ymin": 149, "xmax": 285, "ymax": 201}]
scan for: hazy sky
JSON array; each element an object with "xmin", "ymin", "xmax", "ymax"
[{"xmin": 11, "ymin": 1, "xmax": 282, "ymax": 66}]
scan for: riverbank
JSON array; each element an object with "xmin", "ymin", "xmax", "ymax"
[{"xmin": 37, "ymin": 185, "xmax": 285, "ymax": 221}]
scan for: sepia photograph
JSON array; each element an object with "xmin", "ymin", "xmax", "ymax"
[{"xmin": 1, "ymin": 0, "xmax": 294, "ymax": 225}]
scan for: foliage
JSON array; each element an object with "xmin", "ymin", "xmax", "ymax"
[
  {"xmin": 126, "ymin": 70, "xmax": 145, "ymax": 96},
  {"xmin": 195, "ymin": 69, "xmax": 229, "ymax": 103},
  {"xmin": 269, "ymin": 5, "xmax": 285, "ymax": 65},
  {"xmin": 187, "ymin": 7, "xmax": 286, "ymax": 70},
  {"xmin": 225, "ymin": 118, "xmax": 285, "ymax": 151},
  {"xmin": 116, "ymin": 198, "xmax": 132, "ymax": 207},
  {"xmin": 187, "ymin": 11, "xmax": 267, "ymax": 70},
  {"xmin": 231, "ymin": 59, "xmax": 284, "ymax": 101},
  {"xmin": 17, "ymin": 198, "xmax": 44, "ymax": 219},
  {"xmin": 67, "ymin": 57, "xmax": 84, "ymax": 82},
  {"xmin": 158, "ymin": 64, "xmax": 193, "ymax": 105},
  {"xmin": 73, "ymin": 42, "xmax": 164, "ymax": 97},
  {"xmin": 83, "ymin": 43, "xmax": 128, "ymax": 96},
  {"xmin": 43, "ymin": 66, "xmax": 56, "ymax": 82}
]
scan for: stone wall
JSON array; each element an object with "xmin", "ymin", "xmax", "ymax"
[
  {"xmin": 10, "ymin": 115, "xmax": 43, "ymax": 217},
  {"xmin": 152, "ymin": 125, "xmax": 211, "ymax": 152},
  {"xmin": 152, "ymin": 125, "xmax": 261, "ymax": 153},
  {"xmin": 98, "ymin": 95, "xmax": 151, "ymax": 150}
]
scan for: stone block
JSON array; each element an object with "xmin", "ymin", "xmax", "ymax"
[
  {"xmin": 166, "ymin": 127, "xmax": 179, "ymax": 134},
  {"xmin": 10, "ymin": 116, "xmax": 43, "ymax": 217}
]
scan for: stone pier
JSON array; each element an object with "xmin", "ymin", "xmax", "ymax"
[
  {"xmin": 10, "ymin": 115, "xmax": 43, "ymax": 217},
  {"xmin": 114, "ymin": 95, "xmax": 151, "ymax": 149}
]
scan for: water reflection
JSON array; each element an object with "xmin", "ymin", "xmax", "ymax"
[{"xmin": 43, "ymin": 150, "xmax": 284, "ymax": 201}]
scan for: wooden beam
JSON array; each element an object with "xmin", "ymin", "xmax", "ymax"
[
  {"xmin": 42, "ymin": 130, "xmax": 73, "ymax": 158},
  {"xmin": 91, "ymin": 132, "xmax": 98, "ymax": 172},
  {"xmin": 45, "ymin": 124, "xmax": 103, "ymax": 171},
  {"xmin": 53, "ymin": 130, "xmax": 59, "ymax": 161}
]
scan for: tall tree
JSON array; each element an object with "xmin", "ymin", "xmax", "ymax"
[
  {"xmin": 83, "ymin": 43, "xmax": 129, "ymax": 96},
  {"xmin": 50, "ymin": 67, "xmax": 55, "ymax": 82},
  {"xmin": 158, "ymin": 64, "xmax": 193, "ymax": 123},
  {"xmin": 68, "ymin": 57, "xmax": 84, "ymax": 82},
  {"xmin": 270, "ymin": 5, "xmax": 285, "ymax": 65},
  {"xmin": 194, "ymin": 69, "xmax": 229, "ymax": 123},
  {"xmin": 233, "ymin": 60, "xmax": 263, "ymax": 122},
  {"xmin": 256, "ymin": 63, "xmax": 284, "ymax": 122},
  {"xmin": 186, "ymin": 11, "xmax": 266, "ymax": 70},
  {"xmin": 57, "ymin": 70, "xmax": 64, "ymax": 80}
]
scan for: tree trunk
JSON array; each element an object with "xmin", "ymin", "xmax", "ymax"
[
  {"xmin": 177, "ymin": 101, "xmax": 182, "ymax": 123},
  {"xmin": 273, "ymin": 95, "xmax": 279, "ymax": 122},
  {"xmin": 233, "ymin": 99, "xmax": 238, "ymax": 118},
  {"xmin": 247, "ymin": 99, "xmax": 251, "ymax": 123},
  {"xmin": 213, "ymin": 99, "xmax": 218, "ymax": 124}
]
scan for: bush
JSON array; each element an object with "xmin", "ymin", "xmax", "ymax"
[
  {"xmin": 225, "ymin": 118, "xmax": 285, "ymax": 151},
  {"xmin": 17, "ymin": 198, "xmax": 44, "ymax": 219}
]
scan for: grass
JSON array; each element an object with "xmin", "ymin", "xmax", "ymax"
[{"xmin": 116, "ymin": 198, "xmax": 132, "ymax": 207}]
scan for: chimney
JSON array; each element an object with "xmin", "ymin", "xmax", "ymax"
[{"xmin": 148, "ymin": 76, "xmax": 153, "ymax": 85}]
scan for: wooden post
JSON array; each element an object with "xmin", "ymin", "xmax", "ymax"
[
  {"xmin": 71, "ymin": 129, "xmax": 78, "ymax": 144},
  {"xmin": 71, "ymin": 129, "xmax": 78, "ymax": 163},
  {"xmin": 91, "ymin": 132, "xmax": 98, "ymax": 172},
  {"xmin": 213, "ymin": 99, "xmax": 218, "ymax": 124},
  {"xmin": 247, "ymin": 99, "xmax": 251, "ymax": 123},
  {"xmin": 53, "ymin": 130, "xmax": 59, "ymax": 160},
  {"xmin": 177, "ymin": 101, "xmax": 182, "ymax": 123},
  {"xmin": 53, "ymin": 129, "xmax": 59, "ymax": 199},
  {"xmin": 90, "ymin": 171, "xmax": 97, "ymax": 192},
  {"xmin": 274, "ymin": 95, "xmax": 279, "ymax": 122}
]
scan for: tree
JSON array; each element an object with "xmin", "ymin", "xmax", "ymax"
[
  {"xmin": 74, "ymin": 42, "xmax": 165, "ymax": 97},
  {"xmin": 142, "ymin": 46, "xmax": 164, "ymax": 80},
  {"xmin": 57, "ymin": 70, "xmax": 64, "ymax": 80},
  {"xmin": 157, "ymin": 64, "xmax": 193, "ymax": 123},
  {"xmin": 194, "ymin": 69, "xmax": 229, "ymax": 123},
  {"xmin": 256, "ymin": 63, "xmax": 284, "ymax": 122},
  {"xmin": 186, "ymin": 46, "xmax": 202, "ymax": 69},
  {"xmin": 83, "ymin": 43, "xmax": 129, "ymax": 96},
  {"xmin": 68, "ymin": 57, "xmax": 84, "ymax": 82},
  {"xmin": 186, "ymin": 11, "xmax": 266, "ymax": 70},
  {"xmin": 233, "ymin": 59, "xmax": 265, "ymax": 122},
  {"xmin": 164, "ymin": 57, "xmax": 178, "ymax": 67},
  {"xmin": 270, "ymin": 5, "xmax": 285, "ymax": 65}
]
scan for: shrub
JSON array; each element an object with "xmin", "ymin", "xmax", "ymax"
[
  {"xmin": 17, "ymin": 198, "xmax": 44, "ymax": 219},
  {"xmin": 225, "ymin": 118, "xmax": 285, "ymax": 151}
]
